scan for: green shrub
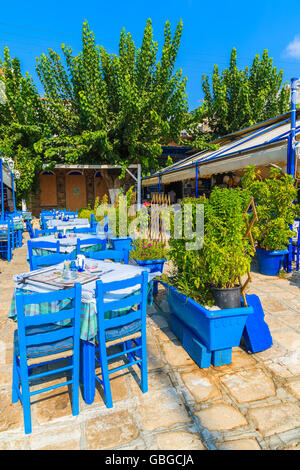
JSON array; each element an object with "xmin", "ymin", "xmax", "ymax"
[{"xmin": 241, "ymin": 166, "xmax": 297, "ymax": 251}]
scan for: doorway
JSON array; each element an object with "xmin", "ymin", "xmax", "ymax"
[{"xmin": 65, "ymin": 171, "xmax": 87, "ymax": 211}]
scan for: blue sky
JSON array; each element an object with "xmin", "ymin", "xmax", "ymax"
[{"xmin": 1, "ymin": 0, "xmax": 300, "ymax": 110}]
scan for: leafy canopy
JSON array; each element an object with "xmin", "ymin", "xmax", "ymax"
[{"xmin": 186, "ymin": 48, "xmax": 290, "ymax": 141}]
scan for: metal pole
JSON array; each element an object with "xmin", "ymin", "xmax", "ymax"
[
  {"xmin": 0, "ymin": 159, "xmax": 4, "ymax": 220},
  {"xmin": 286, "ymin": 78, "xmax": 299, "ymax": 272},
  {"xmin": 195, "ymin": 163, "xmax": 198, "ymax": 198},
  {"xmin": 11, "ymin": 171, "xmax": 16, "ymax": 212},
  {"xmin": 159, "ymin": 175, "xmax": 161, "ymax": 194}
]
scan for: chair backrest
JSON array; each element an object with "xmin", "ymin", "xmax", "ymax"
[
  {"xmin": 15, "ymin": 283, "xmax": 82, "ymax": 360},
  {"xmin": 31, "ymin": 251, "xmax": 76, "ymax": 271},
  {"xmin": 25, "ymin": 220, "xmax": 35, "ymax": 239},
  {"xmin": 95, "ymin": 271, "xmax": 148, "ymax": 337},
  {"xmin": 77, "ymin": 237, "xmax": 107, "ymax": 255},
  {"xmin": 0, "ymin": 221, "xmax": 12, "ymax": 261},
  {"xmin": 74, "ymin": 227, "xmax": 95, "ymax": 234},
  {"xmin": 27, "ymin": 239, "xmax": 60, "ymax": 270},
  {"xmin": 87, "ymin": 248, "xmax": 129, "ymax": 264},
  {"xmin": 34, "ymin": 227, "xmax": 58, "ymax": 237}
]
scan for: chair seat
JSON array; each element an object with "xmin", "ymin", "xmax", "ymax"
[
  {"xmin": 14, "ymin": 324, "xmax": 73, "ymax": 358},
  {"xmin": 105, "ymin": 319, "xmax": 141, "ymax": 342}
]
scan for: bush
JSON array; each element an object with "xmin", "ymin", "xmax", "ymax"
[
  {"xmin": 166, "ymin": 188, "xmax": 253, "ymax": 305},
  {"xmin": 241, "ymin": 166, "xmax": 297, "ymax": 251}
]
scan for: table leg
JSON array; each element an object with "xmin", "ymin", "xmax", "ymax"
[{"xmin": 80, "ymin": 340, "xmax": 95, "ymax": 405}]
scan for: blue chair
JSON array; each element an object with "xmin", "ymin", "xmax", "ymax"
[
  {"xmin": 27, "ymin": 240, "xmax": 60, "ymax": 271},
  {"xmin": 25, "ymin": 220, "xmax": 35, "ymax": 239},
  {"xmin": 0, "ymin": 221, "xmax": 12, "ymax": 261},
  {"xmin": 31, "ymin": 251, "xmax": 76, "ymax": 271},
  {"xmin": 87, "ymin": 248, "xmax": 129, "ymax": 264},
  {"xmin": 12, "ymin": 283, "xmax": 82, "ymax": 434},
  {"xmin": 76, "ymin": 237, "xmax": 107, "ymax": 256},
  {"xmin": 95, "ymin": 271, "xmax": 148, "ymax": 408},
  {"xmin": 34, "ymin": 227, "xmax": 58, "ymax": 237},
  {"xmin": 73, "ymin": 227, "xmax": 95, "ymax": 234}
]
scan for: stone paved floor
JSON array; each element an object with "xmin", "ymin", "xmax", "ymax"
[{"xmin": 0, "ymin": 235, "xmax": 300, "ymax": 450}]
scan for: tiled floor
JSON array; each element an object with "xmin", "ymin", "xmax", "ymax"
[{"xmin": 0, "ymin": 235, "xmax": 299, "ymax": 450}]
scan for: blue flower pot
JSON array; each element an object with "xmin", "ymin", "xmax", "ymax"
[
  {"xmin": 162, "ymin": 283, "xmax": 253, "ymax": 367},
  {"xmin": 110, "ymin": 237, "xmax": 133, "ymax": 251},
  {"xmin": 134, "ymin": 259, "xmax": 167, "ymax": 294},
  {"xmin": 256, "ymin": 248, "xmax": 288, "ymax": 276}
]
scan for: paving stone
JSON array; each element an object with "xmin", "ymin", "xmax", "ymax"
[
  {"xmin": 180, "ymin": 369, "xmax": 221, "ymax": 402},
  {"xmin": 248, "ymin": 403, "xmax": 300, "ymax": 437},
  {"xmin": 149, "ymin": 314, "xmax": 169, "ymax": 330},
  {"xmin": 272, "ymin": 328, "xmax": 300, "ymax": 352},
  {"xmin": 285, "ymin": 380, "xmax": 300, "ymax": 399},
  {"xmin": 0, "ymin": 437, "xmax": 30, "ymax": 450},
  {"xmin": 138, "ymin": 389, "xmax": 191, "ymax": 431},
  {"xmin": 215, "ymin": 438, "xmax": 261, "ymax": 450},
  {"xmin": 156, "ymin": 430, "xmax": 205, "ymax": 450},
  {"xmin": 219, "ymin": 368, "xmax": 276, "ymax": 403},
  {"xmin": 260, "ymin": 299, "xmax": 291, "ymax": 314},
  {"xmin": 0, "ymin": 389, "xmax": 24, "ymax": 432},
  {"xmin": 209, "ymin": 348, "xmax": 256, "ymax": 374},
  {"xmin": 195, "ymin": 403, "xmax": 248, "ymax": 431},
  {"xmin": 85, "ymin": 410, "xmax": 139, "ymax": 449},
  {"xmin": 161, "ymin": 340, "xmax": 195, "ymax": 367},
  {"xmin": 91, "ymin": 369, "xmax": 129, "ymax": 406},
  {"xmin": 34, "ymin": 382, "xmax": 74, "ymax": 425},
  {"xmin": 30, "ymin": 425, "xmax": 81, "ymax": 450}
]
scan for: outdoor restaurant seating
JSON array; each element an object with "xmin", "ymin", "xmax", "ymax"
[
  {"xmin": 0, "ymin": 220, "xmax": 12, "ymax": 262},
  {"xmin": 76, "ymin": 237, "xmax": 107, "ymax": 255},
  {"xmin": 25, "ymin": 220, "xmax": 35, "ymax": 239},
  {"xmin": 30, "ymin": 251, "xmax": 76, "ymax": 270},
  {"xmin": 94, "ymin": 271, "xmax": 148, "ymax": 408},
  {"xmin": 34, "ymin": 226, "xmax": 58, "ymax": 237},
  {"xmin": 88, "ymin": 248, "xmax": 129, "ymax": 264},
  {"xmin": 27, "ymin": 239, "xmax": 60, "ymax": 270},
  {"xmin": 12, "ymin": 283, "xmax": 82, "ymax": 434}
]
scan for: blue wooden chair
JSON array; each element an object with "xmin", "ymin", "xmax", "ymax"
[
  {"xmin": 95, "ymin": 271, "xmax": 148, "ymax": 408},
  {"xmin": 27, "ymin": 240, "xmax": 60, "ymax": 271},
  {"xmin": 31, "ymin": 251, "xmax": 76, "ymax": 271},
  {"xmin": 0, "ymin": 221, "xmax": 12, "ymax": 262},
  {"xmin": 87, "ymin": 248, "xmax": 129, "ymax": 264},
  {"xmin": 34, "ymin": 227, "xmax": 58, "ymax": 237},
  {"xmin": 25, "ymin": 220, "xmax": 35, "ymax": 239},
  {"xmin": 12, "ymin": 283, "xmax": 82, "ymax": 434},
  {"xmin": 76, "ymin": 237, "xmax": 107, "ymax": 256},
  {"xmin": 73, "ymin": 227, "xmax": 95, "ymax": 234}
]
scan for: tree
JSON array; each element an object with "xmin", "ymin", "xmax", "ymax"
[
  {"xmin": 35, "ymin": 19, "xmax": 188, "ymax": 190},
  {"xmin": 192, "ymin": 48, "xmax": 290, "ymax": 140},
  {"xmin": 0, "ymin": 47, "xmax": 49, "ymax": 201}
]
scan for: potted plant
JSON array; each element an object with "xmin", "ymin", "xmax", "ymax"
[
  {"xmin": 130, "ymin": 239, "xmax": 168, "ymax": 294},
  {"xmin": 161, "ymin": 189, "xmax": 254, "ymax": 367},
  {"xmin": 242, "ymin": 166, "xmax": 297, "ymax": 275}
]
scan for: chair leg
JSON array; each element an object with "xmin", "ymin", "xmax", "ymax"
[
  {"xmin": 12, "ymin": 352, "xmax": 19, "ymax": 404},
  {"xmin": 72, "ymin": 355, "xmax": 80, "ymax": 416},
  {"xmin": 99, "ymin": 342, "xmax": 113, "ymax": 408},
  {"xmin": 19, "ymin": 365, "xmax": 32, "ymax": 434},
  {"xmin": 141, "ymin": 336, "xmax": 148, "ymax": 394}
]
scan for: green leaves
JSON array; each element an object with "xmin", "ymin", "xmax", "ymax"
[
  {"xmin": 191, "ymin": 48, "xmax": 290, "ymax": 140},
  {"xmin": 242, "ymin": 166, "xmax": 297, "ymax": 251}
]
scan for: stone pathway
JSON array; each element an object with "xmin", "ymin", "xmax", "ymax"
[{"xmin": 0, "ymin": 236, "xmax": 299, "ymax": 450}]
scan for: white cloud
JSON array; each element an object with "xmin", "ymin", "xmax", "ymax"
[{"xmin": 285, "ymin": 36, "xmax": 300, "ymax": 59}]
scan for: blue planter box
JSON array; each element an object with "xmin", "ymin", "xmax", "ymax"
[
  {"xmin": 256, "ymin": 248, "xmax": 288, "ymax": 276},
  {"xmin": 110, "ymin": 237, "xmax": 133, "ymax": 251},
  {"xmin": 163, "ymin": 284, "xmax": 253, "ymax": 367},
  {"xmin": 134, "ymin": 259, "xmax": 167, "ymax": 294}
]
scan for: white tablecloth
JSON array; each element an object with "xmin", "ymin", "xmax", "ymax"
[{"xmin": 30, "ymin": 233, "xmax": 107, "ymax": 253}]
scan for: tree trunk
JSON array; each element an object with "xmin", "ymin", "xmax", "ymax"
[{"xmin": 101, "ymin": 168, "xmax": 122, "ymax": 204}]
